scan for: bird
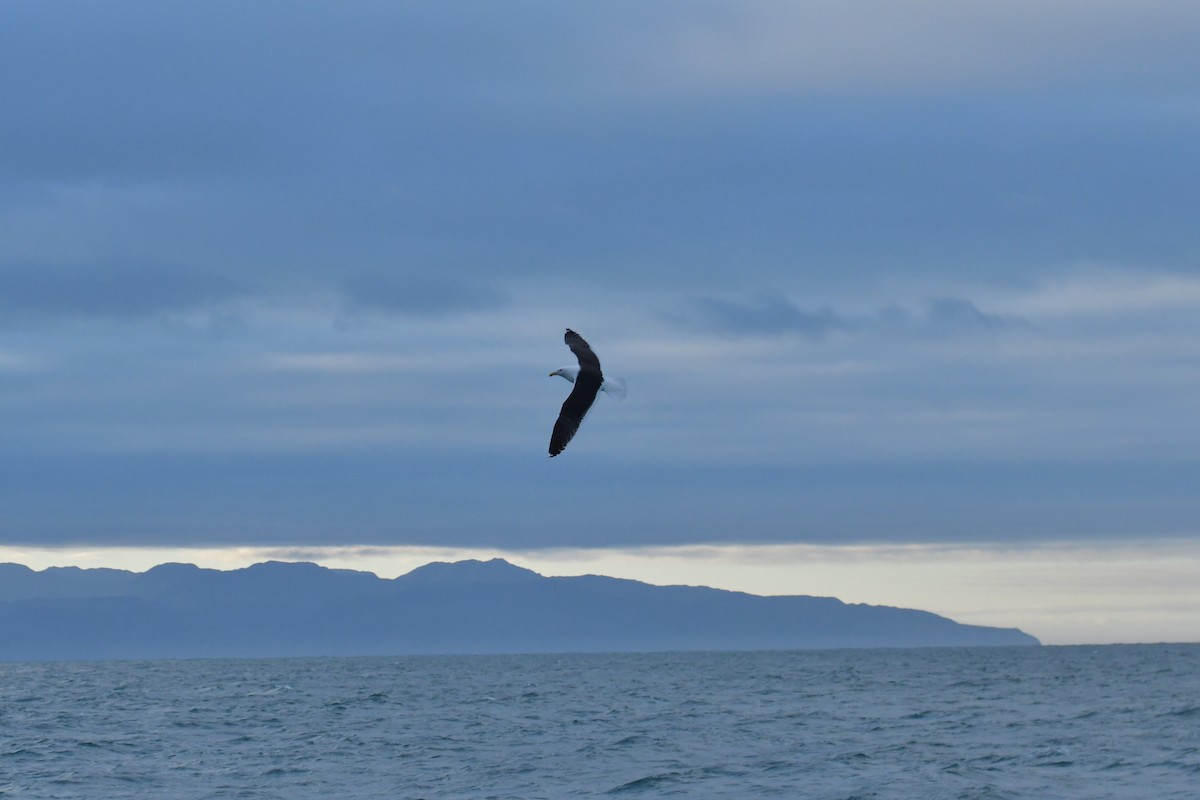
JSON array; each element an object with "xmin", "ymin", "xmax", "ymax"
[{"xmin": 548, "ymin": 329, "xmax": 624, "ymax": 457}]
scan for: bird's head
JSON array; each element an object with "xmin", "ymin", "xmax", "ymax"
[{"xmin": 549, "ymin": 366, "xmax": 579, "ymax": 383}]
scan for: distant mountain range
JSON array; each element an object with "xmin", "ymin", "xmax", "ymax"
[{"xmin": 0, "ymin": 558, "xmax": 1038, "ymax": 661}]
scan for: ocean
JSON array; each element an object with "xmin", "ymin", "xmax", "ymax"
[{"xmin": 1, "ymin": 645, "xmax": 1196, "ymax": 799}]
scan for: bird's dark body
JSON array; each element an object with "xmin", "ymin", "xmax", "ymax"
[{"xmin": 549, "ymin": 329, "xmax": 604, "ymax": 457}]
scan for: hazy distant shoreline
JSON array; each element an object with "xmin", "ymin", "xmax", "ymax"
[{"xmin": 0, "ymin": 558, "xmax": 1037, "ymax": 661}]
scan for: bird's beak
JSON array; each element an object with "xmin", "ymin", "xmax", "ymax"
[{"xmin": 548, "ymin": 371, "xmax": 556, "ymax": 377}]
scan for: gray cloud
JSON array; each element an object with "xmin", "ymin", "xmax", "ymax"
[
  {"xmin": 3, "ymin": 1, "xmax": 1197, "ymax": 302},
  {"xmin": 630, "ymin": 1, "xmax": 1200, "ymax": 97},
  {"xmin": 0, "ymin": 261, "xmax": 244, "ymax": 322},
  {"xmin": 3, "ymin": 452, "xmax": 1197, "ymax": 549},
  {"xmin": 875, "ymin": 297, "xmax": 1029, "ymax": 339},
  {"xmin": 680, "ymin": 292, "xmax": 847, "ymax": 338},
  {"xmin": 922, "ymin": 297, "xmax": 1025, "ymax": 333},
  {"xmin": 678, "ymin": 292, "xmax": 1024, "ymax": 339}
]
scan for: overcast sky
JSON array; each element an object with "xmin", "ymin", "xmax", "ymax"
[{"xmin": 2, "ymin": 2, "xmax": 1198, "ymax": 643}]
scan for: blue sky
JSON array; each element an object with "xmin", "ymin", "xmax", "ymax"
[{"xmin": 2, "ymin": 2, "xmax": 1198, "ymax": 643}]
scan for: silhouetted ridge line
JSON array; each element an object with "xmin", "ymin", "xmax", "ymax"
[{"xmin": 0, "ymin": 559, "xmax": 1039, "ymax": 661}]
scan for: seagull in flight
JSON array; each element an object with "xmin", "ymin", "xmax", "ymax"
[{"xmin": 547, "ymin": 329, "xmax": 625, "ymax": 457}]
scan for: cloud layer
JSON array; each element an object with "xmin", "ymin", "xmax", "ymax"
[{"xmin": 2, "ymin": 2, "xmax": 1199, "ymax": 552}]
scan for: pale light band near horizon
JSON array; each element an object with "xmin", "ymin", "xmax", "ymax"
[{"xmin": 3, "ymin": 539, "xmax": 1197, "ymax": 648}]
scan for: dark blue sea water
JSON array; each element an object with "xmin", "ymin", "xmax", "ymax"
[{"xmin": 1, "ymin": 645, "xmax": 1197, "ymax": 799}]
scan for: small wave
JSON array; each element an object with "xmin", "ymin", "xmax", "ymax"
[
  {"xmin": 903, "ymin": 709, "xmax": 937, "ymax": 719},
  {"xmin": 606, "ymin": 771, "xmax": 684, "ymax": 794},
  {"xmin": 1162, "ymin": 705, "xmax": 1199, "ymax": 718}
]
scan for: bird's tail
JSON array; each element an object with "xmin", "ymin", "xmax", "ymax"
[{"xmin": 601, "ymin": 376, "xmax": 627, "ymax": 401}]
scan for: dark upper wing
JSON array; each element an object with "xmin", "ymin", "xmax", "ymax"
[
  {"xmin": 564, "ymin": 328, "xmax": 601, "ymax": 375},
  {"xmin": 549, "ymin": 370, "xmax": 602, "ymax": 457}
]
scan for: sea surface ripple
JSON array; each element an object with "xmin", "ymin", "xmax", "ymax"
[{"xmin": 1, "ymin": 645, "xmax": 1197, "ymax": 798}]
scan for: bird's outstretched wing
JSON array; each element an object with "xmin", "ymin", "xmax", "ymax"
[
  {"xmin": 550, "ymin": 329, "xmax": 604, "ymax": 457},
  {"xmin": 550, "ymin": 371, "xmax": 602, "ymax": 456},
  {"xmin": 565, "ymin": 328, "xmax": 601, "ymax": 374}
]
